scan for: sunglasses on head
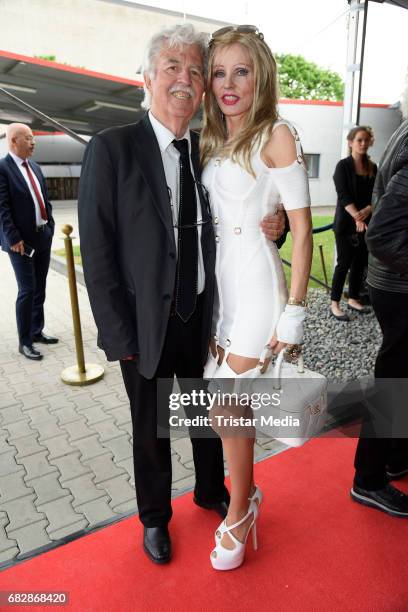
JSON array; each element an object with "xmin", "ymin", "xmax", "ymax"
[{"xmin": 209, "ymin": 25, "xmax": 264, "ymax": 46}]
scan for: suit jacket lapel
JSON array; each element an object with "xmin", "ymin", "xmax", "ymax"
[
  {"xmin": 6, "ymin": 154, "xmax": 33, "ymax": 198},
  {"xmin": 132, "ymin": 116, "xmax": 175, "ymax": 246},
  {"xmin": 190, "ymin": 132, "xmax": 209, "ymax": 222},
  {"xmin": 190, "ymin": 133, "xmax": 201, "ymax": 181}
]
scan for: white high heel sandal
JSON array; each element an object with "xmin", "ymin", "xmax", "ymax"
[
  {"xmin": 210, "ymin": 501, "xmax": 258, "ymax": 571},
  {"xmin": 249, "ymin": 485, "xmax": 263, "ymax": 507},
  {"xmin": 215, "ymin": 486, "xmax": 263, "ymax": 543}
]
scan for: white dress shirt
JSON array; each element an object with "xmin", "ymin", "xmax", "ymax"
[
  {"xmin": 148, "ymin": 111, "xmax": 205, "ymax": 294},
  {"xmin": 9, "ymin": 152, "xmax": 47, "ymax": 227}
]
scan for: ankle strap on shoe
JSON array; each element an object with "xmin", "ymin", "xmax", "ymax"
[{"xmin": 224, "ymin": 502, "xmax": 258, "ymax": 535}]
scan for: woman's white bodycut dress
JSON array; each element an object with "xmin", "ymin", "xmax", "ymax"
[{"xmin": 202, "ymin": 120, "xmax": 311, "ymax": 382}]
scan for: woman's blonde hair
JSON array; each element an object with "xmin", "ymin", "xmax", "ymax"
[{"xmin": 200, "ymin": 30, "xmax": 279, "ymax": 175}]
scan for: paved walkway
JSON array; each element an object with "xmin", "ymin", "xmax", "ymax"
[
  {"xmin": 0, "ymin": 220, "xmax": 283, "ymax": 568},
  {"xmin": 50, "ymin": 201, "xmax": 80, "ymax": 250}
]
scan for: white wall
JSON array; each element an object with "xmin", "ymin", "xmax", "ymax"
[
  {"xmin": 0, "ymin": 132, "xmax": 88, "ymax": 174},
  {"xmin": 0, "ymin": 0, "xmax": 225, "ymax": 80},
  {"xmin": 30, "ymin": 135, "xmax": 89, "ymax": 164},
  {"xmin": 1, "ymin": 102, "xmax": 402, "ymax": 205},
  {"xmin": 279, "ymin": 102, "xmax": 401, "ymax": 206}
]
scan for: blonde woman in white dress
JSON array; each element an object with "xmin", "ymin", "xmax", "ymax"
[{"xmin": 200, "ymin": 26, "xmax": 313, "ymax": 570}]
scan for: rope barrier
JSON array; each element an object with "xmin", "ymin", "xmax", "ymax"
[{"xmin": 312, "ymin": 223, "xmax": 333, "ymax": 234}]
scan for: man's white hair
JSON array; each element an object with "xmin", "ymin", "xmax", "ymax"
[
  {"xmin": 401, "ymin": 70, "xmax": 408, "ymax": 119},
  {"xmin": 141, "ymin": 23, "xmax": 208, "ymax": 110}
]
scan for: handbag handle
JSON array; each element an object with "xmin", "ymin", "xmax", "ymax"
[{"xmin": 258, "ymin": 346, "xmax": 305, "ymax": 391}]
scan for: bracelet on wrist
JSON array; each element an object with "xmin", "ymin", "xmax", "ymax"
[{"xmin": 287, "ymin": 296, "xmax": 307, "ymax": 307}]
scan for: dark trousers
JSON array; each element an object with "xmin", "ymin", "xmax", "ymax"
[
  {"xmin": 8, "ymin": 240, "xmax": 51, "ymax": 346},
  {"xmin": 120, "ymin": 296, "xmax": 227, "ymax": 527},
  {"xmin": 354, "ymin": 286, "xmax": 408, "ymax": 489},
  {"xmin": 331, "ymin": 233, "xmax": 368, "ymax": 302}
]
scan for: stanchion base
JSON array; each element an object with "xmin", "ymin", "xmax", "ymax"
[{"xmin": 61, "ymin": 363, "xmax": 104, "ymax": 386}]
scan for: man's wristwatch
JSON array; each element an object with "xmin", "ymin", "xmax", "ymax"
[{"xmin": 287, "ymin": 296, "xmax": 307, "ymax": 307}]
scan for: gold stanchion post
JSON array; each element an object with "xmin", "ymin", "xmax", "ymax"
[
  {"xmin": 60, "ymin": 224, "xmax": 104, "ymax": 385},
  {"xmin": 318, "ymin": 244, "xmax": 330, "ymax": 293}
]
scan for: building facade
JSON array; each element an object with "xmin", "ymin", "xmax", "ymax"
[
  {"xmin": 0, "ymin": 0, "xmax": 402, "ymax": 206},
  {"xmin": 279, "ymin": 99, "xmax": 401, "ymax": 207},
  {"xmin": 0, "ymin": 0, "xmax": 227, "ymax": 80},
  {"xmin": 1, "ymin": 100, "xmax": 399, "ymax": 207}
]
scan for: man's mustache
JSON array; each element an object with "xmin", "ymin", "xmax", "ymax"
[{"xmin": 169, "ymin": 85, "xmax": 195, "ymax": 98}]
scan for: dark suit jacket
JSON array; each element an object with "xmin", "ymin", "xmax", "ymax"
[
  {"xmin": 78, "ymin": 115, "xmax": 216, "ymax": 379},
  {"xmin": 333, "ymin": 156, "xmax": 377, "ymax": 235},
  {"xmin": 0, "ymin": 154, "xmax": 54, "ymax": 251}
]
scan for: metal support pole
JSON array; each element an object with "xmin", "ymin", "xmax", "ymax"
[
  {"xmin": 341, "ymin": 0, "xmax": 369, "ymax": 157},
  {"xmin": 318, "ymin": 244, "xmax": 330, "ymax": 293},
  {"xmin": 336, "ymin": 1, "xmax": 369, "ymax": 276},
  {"xmin": 60, "ymin": 224, "xmax": 104, "ymax": 385},
  {"xmin": 355, "ymin": 0, "xmax": 368, "ymax": 125}
]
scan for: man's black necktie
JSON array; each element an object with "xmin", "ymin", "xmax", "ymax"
[{"xmin": 172, "ymin": 138, "xmax": 198, "ymax": 322}]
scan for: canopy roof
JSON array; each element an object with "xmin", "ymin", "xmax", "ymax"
[{"xmin": 0, "ymin": 50, "xmax": 144, "ymax": 135}]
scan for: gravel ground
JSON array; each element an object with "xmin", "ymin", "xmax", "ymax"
[{"xmin": 302, "ymin": 288, "xmax": 381, "ymax": 382}]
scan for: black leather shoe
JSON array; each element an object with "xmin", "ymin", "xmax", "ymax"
[
  {"xmin": 193, "ymin": 497, "xmax": 229, "ymax": 519},
  {"xmin": 143, "ymin": 527, "xmax": 171, "ymax": 564},
  {"xmin": 330, "ymin": 310, "xmax": 350, "ymax": 322},
  {"xmin": 33, "ymin": 332, "xmax": 59, "ymax": 344},
  {"xmin": 350, "ymin": 483, "xmax": 408, "ymax": 517},
  {"xmin": 19, "ymin": 345, "xmax": 43, "ymax": 360},
  {"xmin": 348, "ymin": 304, "xmax": 371, "ymax": 314}
]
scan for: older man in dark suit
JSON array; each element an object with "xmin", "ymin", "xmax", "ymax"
[
  {"xmin": 0, "ymin": 123, "xmax": 58, "ymax": 360},
  {"xmin": 78, "ymin": 23, "xmax": 285, "ymax": 564}
]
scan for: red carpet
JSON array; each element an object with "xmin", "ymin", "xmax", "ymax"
[{"xmin": 1, "ymin": 438, "xmax": 408, "ymax": 612}]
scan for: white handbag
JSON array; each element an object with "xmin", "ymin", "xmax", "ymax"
[{"xmin": 251, "ymin": 347, "xmax": 328, "ymax": 447}]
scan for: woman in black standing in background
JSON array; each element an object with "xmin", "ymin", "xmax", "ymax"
[{"xmin": 330, "ymin": 126, "xmax": 377, "ymax": 321}]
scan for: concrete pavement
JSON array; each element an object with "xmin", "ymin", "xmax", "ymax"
[
  {"xmin": 50, "ymin": 201, "xmax": 80, "ymax": 250},
  {"xmin": 0, "ymin": 215, "xmax": 284, "ymax": 568}
]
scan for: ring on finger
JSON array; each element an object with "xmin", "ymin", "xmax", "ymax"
[{"xmin": 285, "ymin": 344, "xmax": 301, "ymax": 360}]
